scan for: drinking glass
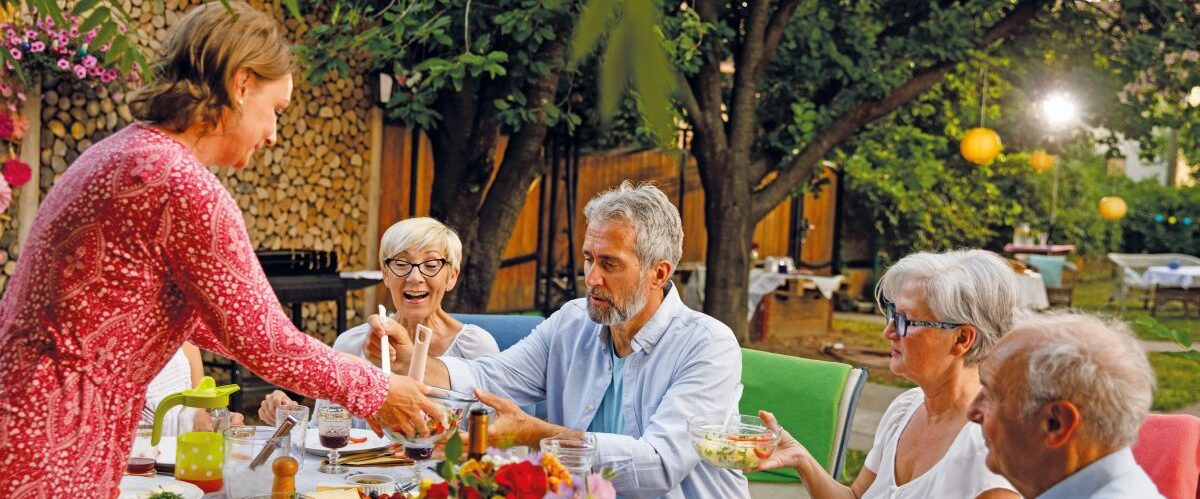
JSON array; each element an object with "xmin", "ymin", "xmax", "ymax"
[
  {"xmin": 540, "ymin": 434, "xmax": 596, "ymax": 477},
  {"xmin": 275, "ymin": 404, "xmax": 310, "ymax": 466},
  {"xmin": 126, "ymin": 423, "xmax": 157, "ymax": 476},
  {"xmin": 317, "ymin": 404, "xmax": 351, "ymax": 474},
  {"xmin": 223, "ymin": 426, "xmax": 290, "ymax": 497}
]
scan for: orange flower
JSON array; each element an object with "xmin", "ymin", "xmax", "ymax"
[
  {"xmin": 459, "ymin": 458, "xmax": 492, "ymax": 480},
  {"xmin": 540, "ymin": 452, "xmax": 573, "ymax": 492}
]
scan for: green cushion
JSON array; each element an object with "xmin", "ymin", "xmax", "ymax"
[{"xmin": 740, "ymin": 349, "xmax": 851, "ymax": 483}]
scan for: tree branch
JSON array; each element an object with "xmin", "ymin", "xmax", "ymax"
[
  {"xmin": 691, "ymin": 0, "xmax": 729, "ymax": 157},
  {"xmin": 750, "ymin": 0, "xmax": 1048, "ymax": 219},
  {"xmin": 762, "ymin": 0, "xmax": 801, "ymax": 62}
]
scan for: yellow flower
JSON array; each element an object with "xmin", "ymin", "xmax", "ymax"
[
  {"xmin": 418, "ymin": 478, "xmax": 434, "ymax": 494},
  {"xmin": 541, "ymin": 453, "xmax": 574, "ymax": 491},
  {"xmin": 460, "ymin": 458, "xmax": 492, "ymax": 479},
  {"xmin": 0, "ymin": 4, "xmax": 20, "ymax": 25}
]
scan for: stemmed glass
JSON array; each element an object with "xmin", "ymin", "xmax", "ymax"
[{"xmin": 317, "ymin": 404, "xmax": 350, "ymax": 474}]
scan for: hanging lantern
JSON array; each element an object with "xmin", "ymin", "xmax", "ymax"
[
  {"xmin": 960, "ymin": 127, "xmax": 1002, "ymax": 164},
  {"xmin": 1168, "ymin": 216, "xmax": 1178, "ymax": 225},
  {"xmin": 1098, "ymin": 196, "xmax": 1127, "ymax": 221},
  {"xmin": 1029, "ymin": 149, "xmax": 1055, "ymax": 172}
]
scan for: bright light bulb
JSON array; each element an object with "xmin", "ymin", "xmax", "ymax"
[{"xmin": 1040, "ymin": 92, "xmax": 1078, "ymax": 130}]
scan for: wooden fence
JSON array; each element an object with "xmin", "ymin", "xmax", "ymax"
[{"xmin": 376, "ymin": 126, "xmax": 833, "ymax": 313}]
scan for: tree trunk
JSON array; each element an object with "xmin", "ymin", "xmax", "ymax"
[
  {"xmin": 439, "ymin": 39, "xmax": 568, "ymax": 312},
  {"xmin": 699, "ymin": 150, "xmax": 756, "ymax": 341}
]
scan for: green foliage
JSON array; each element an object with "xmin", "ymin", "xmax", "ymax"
[
  {"xmin": 1118, "ymin": 182, "xmax": 1200, "ymax": 254},
  {"xmin": 291, "ymin": 0, "xmax": 580, "ymax": 133},
  {"xmin": 438, "ymin": 431, "xmax": 463, "ymax": 480},
  {"xmin": 1136, "ymin": 316, "xmax": 1200, "ymax": 365},
  {"xmin": 0, "ymin": 0, "xmax": 154, "ymax": 88},
  {"xmin": 569, "ymin": 0, "xmax": 676, "ymax": 146}
]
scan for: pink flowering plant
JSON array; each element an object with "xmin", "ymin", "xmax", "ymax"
[
  {"xmin": 0, "ymin": 2, "xmax": 146, "ymax": 214},
  {"xmin": 0, "ymin": 3, "xmax": 146, "ymax": 111}
]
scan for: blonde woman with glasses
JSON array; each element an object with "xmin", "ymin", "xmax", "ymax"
[{"xmin": 260, "ymin": 218, "xmax": 499, "ymax": 426}]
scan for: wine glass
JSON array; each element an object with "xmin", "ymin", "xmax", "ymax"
[{"xmin": 317, "ymin": 404, "xmax": 350, "ymax": 474}]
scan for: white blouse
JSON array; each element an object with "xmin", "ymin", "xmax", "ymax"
[{"xmin": 862, "ymin": 388, "xmax": 1016, "ymax": 499}]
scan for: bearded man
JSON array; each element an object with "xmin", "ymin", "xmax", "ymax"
[{"xmin": 367, "ymin": 182, "xmax": 748, "ymax": 499}]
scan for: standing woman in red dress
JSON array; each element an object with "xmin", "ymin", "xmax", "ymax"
[{"xmin": 0, "ymin": 2, "xmax": 438, "ymax": 495}]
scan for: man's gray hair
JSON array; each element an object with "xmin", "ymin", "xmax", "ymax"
[
  {"xmin": 584, "ymin": 181, "xmax": 683, "ymax": 272},
  {"xmin": 875, "ymin": 249, "xmax": 1018, "ymax": 365},
  {"xmin": 1013, "ymin": 313, "xmax": 1155, "ymax": 448}
]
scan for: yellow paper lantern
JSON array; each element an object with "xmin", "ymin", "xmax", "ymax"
[
  {"xmin": 1029, "ymin": 149, "xmax": 1055, "ymax": 172},
  {"xmin": 1098, "ymin": 196, "xmax": 1127, "ymax": 221},
  {"xmin": 960, "ymin": 127, "xmax": 1003, "ymax": 164}
]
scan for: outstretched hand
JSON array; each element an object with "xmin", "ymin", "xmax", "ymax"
[
  {"xmin": 751, "ymin": 410, "xmax": 811, "ymax": 472},
  {"xmin": 363, "ymin": 313, "xmax": 413, "ymax": 374},
  {"xmin": 369, "ymin": 374, "xmax": 444, "ymax": 439},
  {"xmin": 475, "ymin": 388, "xmax": 566, "ymax": 448}
]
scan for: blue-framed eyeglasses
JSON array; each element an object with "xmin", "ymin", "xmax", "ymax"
[
  {"xmin": 383, "ymin": 258, "xmax": 449, "ymax": 279},
  {"xmin": 880, "ymin": 297, "xmax": 964, "ymax": 337}
]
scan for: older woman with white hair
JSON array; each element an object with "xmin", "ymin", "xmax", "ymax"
[
  {"xmin": 755, "ymin": 249, "xmax": 1020, "ymax": 499},
  {"xmin": 259, "ymin": 217, "xmax": 499, "ymax": 425}
]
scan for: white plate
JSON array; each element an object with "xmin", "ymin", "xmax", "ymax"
[
  {"xmin": 117, "ymin": 475, "xmax": 204, "ymax": 499},
  {"xmin": 304, "ymin": 427, "xmax": 390, "ymax": 455}
]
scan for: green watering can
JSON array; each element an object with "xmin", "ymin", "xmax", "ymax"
[{"xmin": 151, "ymin": 376, "xmax": 239, "ymax": 493}]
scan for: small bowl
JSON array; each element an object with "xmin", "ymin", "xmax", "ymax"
[
  {"xmin": 346, "ymin": 474, "xmax": 396, "ymax": 495},
  {"xmin": 381, "ymin": 387, "xmax": 476, "ymax": 449},
  {"xmin": 688, "ymin": 414, "xmax": 781, "ymax": 469}
]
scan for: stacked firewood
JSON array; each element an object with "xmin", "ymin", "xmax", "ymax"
[{"xmin": 1, "ymin": 0, "xmax": 374, "ymax": 341}]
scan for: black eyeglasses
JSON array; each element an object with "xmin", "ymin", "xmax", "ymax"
[
  {"xmin": 383, "ymin": 258, "xmax": 449, "ymax": 279},
  {"xmin": 880, "ymin": 297, "xmax": 964, "ymax": 338}
]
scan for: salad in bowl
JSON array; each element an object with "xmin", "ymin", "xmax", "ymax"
[
  {"xmin": 380, "ymin": 386, "xmax": 475, "ymax": 460},
  {"xmin": 688, "ymin": 414, "xmax": 781, "ymax": 469}
]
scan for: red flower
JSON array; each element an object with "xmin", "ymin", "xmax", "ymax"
[
  {"xmin": 495, "ymin": 461, "xmax": 548, "ymax": 499},
  {"xmin": 0, "ymin": 113, "xmax": 12, "ymax": 140},
  {"xmin": 3, "ymin": 158, "xmax": 30, "ymax": 188},
  {"xmin": 461, "ymin": 487, "xmax": 482, "ymax": 499},
  {"xmin": 425, "ymin": 482, "xmax": 450, "ymax": 499}
]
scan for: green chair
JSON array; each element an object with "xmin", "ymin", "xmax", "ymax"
[{"xmin": 740, "ymin": 348, "xmax": 868, "ymax": 483}]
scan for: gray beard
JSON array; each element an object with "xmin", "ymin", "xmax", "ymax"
[{"xmin": 587, "ymin": 277, "xmax": 649, "ymax": 326}]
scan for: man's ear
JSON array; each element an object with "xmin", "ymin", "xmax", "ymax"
[
  {"xmin": 1043, "ymin": 400, "xmax": 1081, "ymax": 447},
  {"xmin": 649, "ymin": 260, "xmax": 673, "ymax": 290}
]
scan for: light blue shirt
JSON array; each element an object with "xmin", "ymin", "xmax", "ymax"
[
  {"xmin": 1037, "ymin": 447, "xmax": 1164, "ymax": 499},
  {"xmin": 442, "ymin": 284, "xmax": 749, "ymax": 499},
  {"xmin": 588, "ymin": 340, "xmax": 626, "ymax": 435}
]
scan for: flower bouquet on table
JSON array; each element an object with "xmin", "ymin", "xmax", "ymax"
[{"xmin": 415, "ymin": 433, "xmax": 616, "ymax": 499}]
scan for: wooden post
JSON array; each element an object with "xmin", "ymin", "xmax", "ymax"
[
  {"xmin": 363, "ymin": 105, "xmax": 383, "ymax": 319},
  {"xmin": 15, "ymin": 81, "xmax": 39, "ymax": 253}
]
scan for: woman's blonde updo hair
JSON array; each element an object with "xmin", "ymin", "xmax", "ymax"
[{"xmin": 128, "ymin": 1, "xmax": 293, "ymax": 132}]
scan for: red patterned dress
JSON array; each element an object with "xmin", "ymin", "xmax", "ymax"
[{"xmin": 0, "ymin": 124, "xmax": 390, "ymax": 497}]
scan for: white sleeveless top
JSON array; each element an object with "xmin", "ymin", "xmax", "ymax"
[{"xmin": 862, "ymin": 388, "xmax": 1015, "ymax": 499}]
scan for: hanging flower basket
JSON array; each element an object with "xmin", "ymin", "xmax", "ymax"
[{"xmin": 0, "ymin": 4, "xmax": 143, "ymax": 216}]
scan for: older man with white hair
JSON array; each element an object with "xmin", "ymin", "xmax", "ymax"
[
  {"xmin": 968, "ymin": 313, "xmax": 1163, "ymax": 498},
  {"xmin": 367, "ymin": 181, "xmax": 748, "ymax": 498}
]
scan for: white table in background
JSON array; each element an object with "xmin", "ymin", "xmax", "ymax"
[
  {"xmin": 682, "ymin": 264, "xmax": 843, "ymax": 320},
  {"xmin": 1144, "ymin": 266, "xmax": 1200, "ymax": 289},
  {"xmin": 1015, "ymin": 271, "xmax": 1050, "ymax": 310}
]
